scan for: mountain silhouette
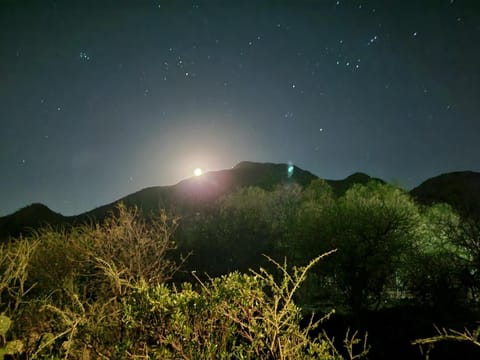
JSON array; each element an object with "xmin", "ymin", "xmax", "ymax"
[
  {"xmin": 1, "ymin": 162, "xmax": 479, "ymax": 241},
  {"xmin": 0, "ymin": 161, "xmax": 318, "ymax": 240},
  {"xmin": 328, "ymin": 172, "xmax": 384, "ymax": 195},
  {"xmin": 0, "ymin": 203, "xmax": 68, "ymax": 240},
  {"xmin": 410, "ymin": 171, "xmax": 480, "ymax": 220},
  {"xmin": 75, "ymin": 161, "xmax": 319, "ymax": 223}
]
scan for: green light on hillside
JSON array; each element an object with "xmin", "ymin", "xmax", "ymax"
[{"xmin": 287, "ymin": 163, "xmax": 294, "ymax": 178}]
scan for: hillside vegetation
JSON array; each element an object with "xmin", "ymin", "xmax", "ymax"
[{"xmin": 1, "ymin": 180, "xmax": 480, "ymax": 359}]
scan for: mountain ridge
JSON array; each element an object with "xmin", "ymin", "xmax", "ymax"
[
  {"xmin": 410, "ymin": 170, "xmax": 480, "ymax": 219},
  {"xmin": 1, "ymin": 162, "xmax": 479, "ymax": 240}
]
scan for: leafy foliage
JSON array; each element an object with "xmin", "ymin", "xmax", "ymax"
[
  {"xmin": 0, "ymin": 204, "xmax": 370, "ymax": 359},
  {"xmin": 1, "ymin": 178, "xmax": 480, "ymax": 358},
  {"xmin": 121, "ymin": 250, "xmax": 364, "ymax": 359},
  {"xmin": 0, "ymin": 315, "xmax": 23, "ymax": 359}
]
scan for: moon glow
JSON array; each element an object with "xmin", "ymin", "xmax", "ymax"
[{"xmin": 194, "ymin": 168, "xmax": 203, "ymax": 176}]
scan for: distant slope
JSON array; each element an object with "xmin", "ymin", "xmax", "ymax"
[
  {"xmin": 0, "ymin": 161, "xmax": 321, "ymax": 240},
  {"xmin": 410, "ymin": 171, "xmax": 480, "ymax": 219},
  {"xmin": 8, "ymin": 161, "xmax": 476, "ymax": 241},
  {"xmin": 0, "ymin": 203, "xmax": 68, "ymax": 240},
  {"xmin": 77, "ymin": 161, "xmax": 319, "ymax": 222},
  {"xmin": 327, "ymin": 172, "xmax": 384, "ymax": 196}
]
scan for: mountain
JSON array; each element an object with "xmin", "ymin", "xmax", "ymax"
[
  {"xmin": 74, "ymin": 164, "xmax": 383, "ymax": 222},
  {"xmin": 75, "ymin": 161, "xmax": 319, "ymax": 222},
  {"xmin": 0, "ymin": 203, "xmax": 68, "ymax": 240},
  {"xmin": 327, "ymin": 172, "xmax": 384, "ymax": 196},
  {"xmin": 0, "ymin": 162, "xmax": 318, "ymax": 240},
  {"xmin": 410, "ymin": 171, "xmax": 480, "ymax": 219},
  {"xmin": 2, "ymin": 162, "xmax": 479, "ymax": 241}
]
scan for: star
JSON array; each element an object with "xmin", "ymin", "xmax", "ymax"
[
  {"xmin": 1, "ymin": 0, "xmax": 478, "ymax": 224},
  {"xmin": 79, "ymin": 51, "xmax": 90, "ymax": 61}
]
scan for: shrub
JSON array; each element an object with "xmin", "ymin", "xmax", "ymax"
[
  {"xmin": 0, "ymin": 205, "xmax": 367, "ymax": 359},
  {"xmin": 121, "ymin": 250, "xmax": 368, "ymax": 359},
  {"xmin": 8, "ymin": 204, "xmax": 182, "ymax": 358}
]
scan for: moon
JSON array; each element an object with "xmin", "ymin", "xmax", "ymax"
[{"xmin": 194, "ymin": 168, "xmax": 203, "ymax": 176}]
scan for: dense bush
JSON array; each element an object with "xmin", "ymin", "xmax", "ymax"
[
  {"xmin": 1, "ymin": 180, "xmax": 480, "ymax": 358},
  {"xmin": 175, "ymin": 180, "xmax": 480, "ymax": 359},
  {"xmin": 0, "ymin": 205, "xmax": 367, "ymax": 359},
  {"xmin": 121, "ymin": 251, "xmax": 367, "ymax": 359}
]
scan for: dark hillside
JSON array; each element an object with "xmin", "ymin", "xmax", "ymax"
[
  {"xmin": 78, "ymin": 161, "xmax": 318, "ymax": 222},
  {"xmin": 410, "ymin": 171, "xmax": 480, "ymax": 219},
  {"xmin": 0, "ymin": 203, "xmax": 67, "ymax": 240},
  {"xmin": 327, "ymin": 172, "xmax": 384, "ymax": 196},
  {"xmin": 2, "ymin": 163, "xmax": 478, "ymax": 241},
  {"xmin": 0, "ymin": 162, "xmax": 319, "ymax": 240}
]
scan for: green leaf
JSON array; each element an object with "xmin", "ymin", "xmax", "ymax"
[
  {"xmin": 5, "ymin": 339, "xmax": 23, "ymax": 354},
  {"xmin": 0, "ymin": 316, "xmax": 11, "ymax": 337},
  {"xmin": 0, "ymin": 348, "xmax": 8, "ymax": 360}
]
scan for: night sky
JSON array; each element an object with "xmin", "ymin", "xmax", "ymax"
[{"xmin": 1, "ymin": 0, "xmax": 479, "ymax": 216}]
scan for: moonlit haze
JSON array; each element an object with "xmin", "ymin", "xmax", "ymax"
[{"xmin": 0, "ymin": 0, "xmax": 479, "ymax": 216}]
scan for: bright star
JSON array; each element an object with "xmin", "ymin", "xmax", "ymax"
[{"xmin": 194, "ymin": 168, "xmax": 203, "ymax": 176}]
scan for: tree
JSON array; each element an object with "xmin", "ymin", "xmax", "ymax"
[
  {"xmin": 291, "ymin": 179, "xmax": 336, "ymax": 263},
  {"xmin": 1, "ymin": 206, "xmax": 367, "ymax": 359},
  {"xmin": 402, "ymin": 203, "xmax": 469, "ymax": 309},
  {"xmin": 177, "ymin": 185, "xmax": 303, "ymax": 277},
  {"xmin": 451, "ymin": 219, "xmax": 480, "ymax": 304},
  {"xmin": 309, "ymin": 182, "xmax": 422, "ymax": 313}
]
